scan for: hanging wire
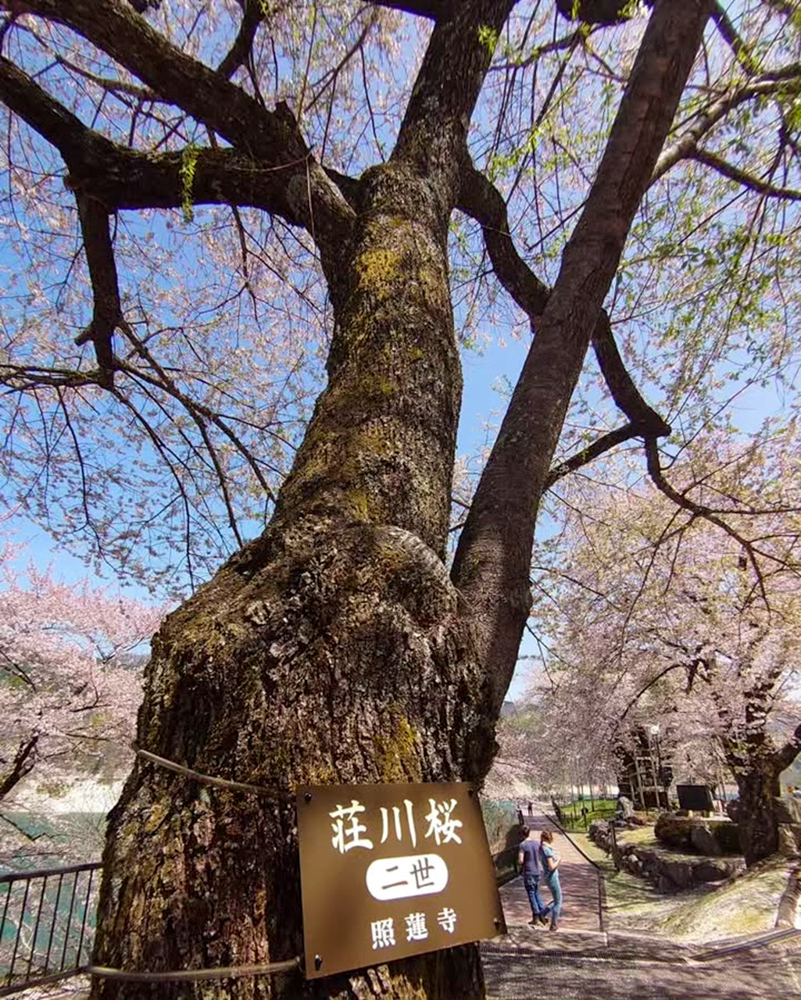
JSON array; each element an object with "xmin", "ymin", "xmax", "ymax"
[{"xmin": 131, "ymin": 743, "xmax": 295, "ymax": 801}]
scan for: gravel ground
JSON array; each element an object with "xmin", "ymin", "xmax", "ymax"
[{"xmin": 482, "ymin": 932, "xmax": 801, "ymax": 1000}]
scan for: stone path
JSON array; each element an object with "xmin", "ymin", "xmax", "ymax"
[{"xmin": 498, "ymin": 811, "xmax": 602, "ymax": 934}]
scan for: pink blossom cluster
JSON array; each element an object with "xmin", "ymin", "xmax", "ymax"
[{"xmin": 0, "ymin": 532, "xmax": 165, "ymax": 808}]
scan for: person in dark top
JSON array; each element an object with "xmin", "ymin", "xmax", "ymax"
[{"xmin": 517, "ymin": 826, "xmax": 547, "ymax": 926}]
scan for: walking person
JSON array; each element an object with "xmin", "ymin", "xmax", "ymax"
[
  {"xmin": 517, "ymin": 826, "xmax": 548, "ymax": 927},
  {"xmin": 539, "ymin": 829, "xmax": 562, "ymax": 931}
]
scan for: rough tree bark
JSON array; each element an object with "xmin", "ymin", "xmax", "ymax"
[
  {"xmin": 724, "ymin": 719, "xmax": 801, "ymax": 866},
  {"xmin": 735, "ymin": 763, "xmax": 783, "ymax": 865},
  {"xmin": 0, "ymin": 0, "xmax": 713, "ymax": 997}
]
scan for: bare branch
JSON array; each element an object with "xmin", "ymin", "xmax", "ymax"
[
  {"xmin": 692, "ymin": 146, "xmax": 801, "ymax": 199},
  {"xmin": 652, "ymin": 75, "xmax": 801, "ymax": 184},
  {"xmin": 615, "ymin": 660, "xmax": 694, "ymax": 729},
  {"xmin": 644, "ymin": 437, "xmax": 770, "ymax": 605},
  {"xmin": 591, "ymin": 317, "xmax": 671, "ymax": 435},
  {"xmin": 457, "ymin": 162, "xmax": 671, "ymax": 441},
  {"xmin": 711, "ymin": 1, "xmax": 756, "ymax": 75},
  {"xmin": 457, "ymin": 162, "xmax": 549, "ymax": 317},
  {"xmin": 545, "ymin": 423, "xmax": 642, "ymax": 488}
]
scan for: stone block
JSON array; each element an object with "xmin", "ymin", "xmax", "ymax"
[
  {"xmin": 654, "ymin": 812, "xmax": 693, "ymax": 848},
  {"xmin": 661, "ymin": 858, "xmax": 694, "ymax": 889},
  {"xmin": 777, "ymin": 824, "xmax": 800, "ymax": 857}
]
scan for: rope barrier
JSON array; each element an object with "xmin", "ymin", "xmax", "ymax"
[
  {"xmin": 131, "ymin": 744, "xmax": 295, "ymax": 801},
  {"xmin": 87, "ymin": 957, "xmax": 302, "ymax": 982}
]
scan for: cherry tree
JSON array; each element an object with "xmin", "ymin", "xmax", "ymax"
[
  {"xmin": 0, "ymin": 532, "xmax": 164, "ymax": 814},
  {"xmin": 531, "ymin": 436, "xmax": 801, "ymax": 863},
  {"xmin": 0, "ymin": 0, "xmax": 800, "ymax": 997}
]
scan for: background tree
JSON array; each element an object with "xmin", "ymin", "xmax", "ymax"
[
  {"xmin": 528, "ymin": 435, "xmax": 801, "ymax": 863},
  {"xmin": 1, "ymin": 0, "xmax": 800, "ymax": 998},
  {"xmin": 0, "ymin": 529, "xmax": 163, "ymax": 859}
]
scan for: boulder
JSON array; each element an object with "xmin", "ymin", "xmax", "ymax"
[
  {"xmin": 661, "ymin": 858, "xmax": 694, "ymax": 889},
  {"xmin": 655, "ymin": 812, "xmax": 693, "ymax": 848},
  {"xmin": 694, "ymin": 859, "xmax": 734, "ymax": 882},
  {"xmin": 690, "ymin": 822, "xmax": 722, "ymax": 857},
  {"xmin": 775, "ymin": 797, "xmax": 801, "ymax": 825},
  {"xmin": 617, "ymin": 795, "xmax": 635, "ymax": 820}
]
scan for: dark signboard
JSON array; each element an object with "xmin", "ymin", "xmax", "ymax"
[
  {"xmin": 296, "ymin": 782, "xmax": 505, "ymax": 979},
  {"xmin": 676, "ymin": 784, "xmax": 715, "ymax": 811}
]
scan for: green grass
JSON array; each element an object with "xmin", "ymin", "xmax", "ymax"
[
  {"xmin": 553, "ymin": 797, "xmax": 617, "ymax": 831},
  {"xmin": 574, "ymin": 831, "xmax": 794, "ymax": 945}
]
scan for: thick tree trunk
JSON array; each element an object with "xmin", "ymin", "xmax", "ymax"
[
  {"xmin": 90, "ymin": 160, "xmax": 495, "ymax": 1000},
  {"xmin": 89, "ymin": 2, "xmax": 516, "ymax": 995},
  {"xmin": 735, "ymin": 764, "xmax": 781, "ymax": 866},
  {"xmin": 87, "ymin": 2, "xmax": 713, "ymax": 997},
  {"xmin": 452, "ymin": 0, "xmax": 714, "ymax": 711}
]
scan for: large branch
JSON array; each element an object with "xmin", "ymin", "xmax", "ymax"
[
  {"xmin": 453, "ymin": 0, "xmax": 713, "ymax": 716},
  {"xmin": 362, "ymin": 0, "xmax": 448, "ymax": 16},
  {"xmin": 0, "ymin": 58, "xmax": 354, "ymax": 227},
  {"xmin": 0, "ymin": 735, "xmax": 39, "ymax": 801},
  {"xmin": 1, "ymin": 0, "xmax": 354, "ymax": 256},
  {"xmin": 74, "ymin": 194, "xmax": 120, "ymax": 381},
  {"xmin": 217, "ymin": 0, "xmax": 265, "ymax": 80},
  {"xmin": 775, "ymin": 721, "xmax": 801, "ymax": 773},
  {"xmin": 556, "ymin": 0, "xmax": 644, "ymax": 26},
  {"xmin": 391, "ymin": 0, "xmax": 516, "ymax": 210}
]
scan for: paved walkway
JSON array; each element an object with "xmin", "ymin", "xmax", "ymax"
[{"xmin": 498, "ymin": 810, "xmax": 602, "ymax": 934}]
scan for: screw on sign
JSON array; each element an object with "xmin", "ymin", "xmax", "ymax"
[{"xmin": 297, "ymin": 782, "xmax": 505, "ymax": 979}]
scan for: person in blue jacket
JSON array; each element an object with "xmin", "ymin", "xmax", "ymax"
[
  {"xmin": 517, "ymin": 826, "xmax": 547, "ymax": 926},
  {"xmin": 539, "ymin": 829, "xmax": 562, "ymax": 931}
]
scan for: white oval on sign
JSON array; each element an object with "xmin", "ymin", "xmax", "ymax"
[{"xmin": 365, "ymin": 854, "xmax": 449, "ymax": 901}]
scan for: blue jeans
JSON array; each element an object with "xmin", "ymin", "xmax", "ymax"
[
  {"xmin": 543, "ymin": 874, "xmax": 562, "ymax": 927},
  {"xmin": 523, "ymin": 873, "xmax": 545, "ymax": 918}
]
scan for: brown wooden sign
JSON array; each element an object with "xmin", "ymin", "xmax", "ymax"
[{"xmin": 296, "ymin": 781, "xmax": 505, "ymax": 979}]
